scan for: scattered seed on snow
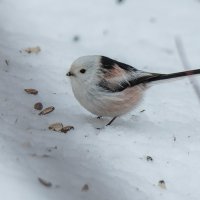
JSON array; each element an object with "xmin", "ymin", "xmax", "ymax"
[
  {"xmin": 81, "ymin": 184, "xmax": 89, "ymax": 191},
  {"xmin": 38, "ymin": 177, "xmax": 52, "ymax": 187},
  {"xmin": 158, "ymin": 180, "xmax": 166, "ymax": 189},
  {"xmin": 61, "ymin": 126, "xmax": 74, "ymax": 133},
  {"xmin": 24, "ymin": 46, "xmax": 41, "ymax": 54},
  {"xmin": 34, "ymin": 102, "xmax": 43, "ymax": 110},
  {"xmin": 24, "ymin": 88, "xmax": 38, "ymax": 95},
  {"xmin": 146, "ymin": 156, "xmax": 153, "ymax": 162},
  {"xmin": 48, "ymin": 123, "xmax": 63, "ymax": 132},
  {"xmin": 39, "ymin": 106, "xmax": 55, "ymax": 115}
]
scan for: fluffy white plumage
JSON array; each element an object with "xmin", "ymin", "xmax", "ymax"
[
  {"xmin": 67, "ymin": 55, "xmax": 200, "ymax": 125},
  {"xmin": 67, "ymin": 55, "xmax": 146, "ymax": 117}
]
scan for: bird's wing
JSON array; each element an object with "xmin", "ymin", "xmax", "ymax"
[{"xmin": 98, "ymin": 59, "xmax": 158, "ymax": 92}]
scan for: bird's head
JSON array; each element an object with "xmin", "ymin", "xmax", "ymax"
[{"xmin": 66, "ymin": 55, "xmax": 101, "ymax": 85}]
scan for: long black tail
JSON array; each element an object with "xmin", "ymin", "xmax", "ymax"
[{"xmin": 140, "ymin": 69, "xmax": 200, "ymax": 85}]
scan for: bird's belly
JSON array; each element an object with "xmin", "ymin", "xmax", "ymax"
[
  {"xmin": 75, "ymin": 85, "xmax": 145, "ymax": 117},
  {"xmin": 98, "ymin": 86, "xmax": 144, "ymax": 117}
]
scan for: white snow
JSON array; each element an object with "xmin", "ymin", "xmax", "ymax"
[{"xmin": 1, "ymin": 0, "xmax": 200, "ymax": 199}]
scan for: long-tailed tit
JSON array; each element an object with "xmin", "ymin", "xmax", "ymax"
[{"xmin": 66, "ymin": 55, "xmax": 200, "ymax": 126}]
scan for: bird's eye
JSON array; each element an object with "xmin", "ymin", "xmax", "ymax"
[{"xmin": 80, "ymin": 69, "xmax": 86, "ymax": 74}]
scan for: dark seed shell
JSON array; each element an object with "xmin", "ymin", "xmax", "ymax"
[
  {"xmin": 39, "ymin": 106, "xmax": 55, "ymax": 115},
  {"xmin": 24, "ymin": 88, "xmax": 38, "ymax": 95},
  {"xmin": 34, "ymin": 102, "xmax": 43, "ymax": 110}
]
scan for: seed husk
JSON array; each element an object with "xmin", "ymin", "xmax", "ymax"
[
  {"xmin": 38, "ymin": 177, "xmax": 52, "ymax": 187},
  {"xmin": 61, "ymin": 126, "xmax": 74, "ymax": 133},
  {"xmin": 158, "ymin": 180, "xmax": 166, "ymax": 189},
  {"xmin": 48, "ymin": 123, "xmax": 63, "ymax": 132},
  {"xmin": 34, "ymin": 102, "xmax": 43, "ymax": 110},
  {"xmin": 24, "ymin": 46, "xmax": 41, "ymax": 54},
  {"xmin": 39, "ymin": 106, "xmax": 55, "ymax": 115},
  {"xmin": 24, "ymin": 88, "xmax": 38, "ymax": 95}
]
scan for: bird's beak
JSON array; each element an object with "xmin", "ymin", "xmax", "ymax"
[{"xmin": 66, "ymin": 71, "xmax": 74, "ymax": 76}]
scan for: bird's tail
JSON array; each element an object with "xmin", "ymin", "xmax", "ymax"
[{"xmin": 138, "ymin": 69, "xmax": 200, "ymax": 85}]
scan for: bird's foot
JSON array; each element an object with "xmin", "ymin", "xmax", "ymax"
[{"xmin": 96, "ymin": 116, "xmax": 117, "ymax": 129}]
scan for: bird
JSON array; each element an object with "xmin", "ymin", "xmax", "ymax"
[{"xmin": 66, "ymin": 55, "xmax": 200, "ymax": 126}]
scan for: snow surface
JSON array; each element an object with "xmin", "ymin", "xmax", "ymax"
[{"xmin": 1, "ymin": 0, "xmax": 200, "ymax": 199}]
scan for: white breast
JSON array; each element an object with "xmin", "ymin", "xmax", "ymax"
[{"xmin": 71, "ymin": 78, "xmax": 145, "ymax": 117}]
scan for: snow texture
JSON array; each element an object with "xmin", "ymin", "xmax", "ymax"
[{"xmin": 0, "ymin": 0, "xmax": 200, "ymax": 199}]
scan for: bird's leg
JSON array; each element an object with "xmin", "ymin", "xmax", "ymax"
[
  {"xmin": 96, "ymin": 116, "xmax": 117, "ymax": 130},
  {"xmin": 106, "ymin": 116, "xmax": 117, "ymax": 126},
  {"xmin": 97, "ymin": 116, "xmax": 102, "ymax": 119}
]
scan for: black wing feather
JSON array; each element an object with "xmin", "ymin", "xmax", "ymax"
[
  {"xmin": 98, "ymin": 56, "xmax": 200, "ymax": 93},
  {"xmin": 98, "ymin": 56, "xmax": 158, "ymax": 92}
]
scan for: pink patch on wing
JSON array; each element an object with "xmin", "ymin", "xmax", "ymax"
[{"xmin": 104, "ymin": 64, "xmax": 126, "ymax": 79}]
